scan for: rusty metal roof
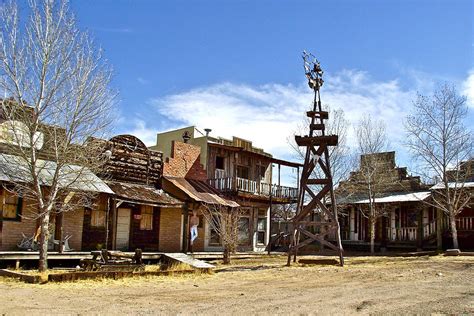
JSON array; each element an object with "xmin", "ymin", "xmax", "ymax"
[
  {"xmin": 106, "ymin": 181, "xmax": 183, "ymax": 207},
  {"xmin": 163, "ymin": 176, "xmax": 240, "ymax": 208}
]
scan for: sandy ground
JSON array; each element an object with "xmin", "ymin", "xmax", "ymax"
[{"xmin": 0, "ymin": 254, "xmax": 473, "ymax": 315}]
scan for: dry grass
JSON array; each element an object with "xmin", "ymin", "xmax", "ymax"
[{"xmin": 0, "ymin": 254, "xmax": 473, "ymax": 314}]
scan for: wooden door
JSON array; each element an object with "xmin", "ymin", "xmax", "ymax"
[{"xmin": 116, "ymin": 208, "xmax": 131, "ymax": 250}]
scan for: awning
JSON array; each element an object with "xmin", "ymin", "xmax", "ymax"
[
  {"xmin": 337, "ymin": 191, "xmax": 431, "ymax": 204},
  {"xmin": 106, "ymin": 181, "xmax": 183, "ymax": 208},
  {"xmin": 0, "ymin": 153, "xmax": 113, "ymax": 194},
  {"xmin": 163, "ymin": 176, "xmax": 240, "ymax": 208}
]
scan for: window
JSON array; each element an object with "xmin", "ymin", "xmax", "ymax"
[
  {"xmin": 91, "ymin": 197, "xmax": 107, "ymax": 227},
  {"xmin": 216, "ymin": 156, "xmax": 224, "ymax": 170},
  {"xmin": 236, "ymin": 166, "xmax": 249, "ymax": 179},
  {"xmin": 258, "ymin": 165, "xmax": 267, "ymax": 180},
  {"xmin": 238, "ymin": 217, "xmax": 250, "ymax": 245},
  {"xmin": 1, "ymin": 189, "xmax": 22, "ymax": 220},
  {"xmin": 209, "ymin": 214, "xmax": 221, "ymax": 245},
  {"xmin": 140, "ymin": 205, "xmax": 153, "ymax": 230},
  {"xmin": 257, "ymin": 217, "xmax": 266, "ymax": 244}
]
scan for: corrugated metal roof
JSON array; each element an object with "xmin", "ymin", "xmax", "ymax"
[
  {"xmin": 0, "ymin": 153, "xmax": 113, "ymax": 194},
  {"xmin": 430, "ymin": 182, "xmax": 474, "ymax": 190},
  {"xmin": 164, "ymin": 176, "xmax": 240, "ymax": 208},
  {"xmin": 337, "ymin": 191, "xmax": 431, "ymax": 204},
  {"xmin": 106, "ymin": 181, "xmax": 182, "ymax": 207}
]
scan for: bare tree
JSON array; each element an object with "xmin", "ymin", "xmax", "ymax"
[
  {"xmin": 341, "ymin": 115, "xmax": 389, "ymax": 253},
  {"xmin": 405, "ymin": 84, "xmax": 473, "ymax": 249},
  {"xmin": 200, "ymin": 204, "xmax": 242, "ymax": 264},
  {"xmin": 0, "ymin": 0, "xmax": 115, "ymax": 271}
]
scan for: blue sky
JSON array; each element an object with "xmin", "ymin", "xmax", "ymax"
[{"xmin": 69, "ymin": 0, "xmax": 473, "ymax": 184}]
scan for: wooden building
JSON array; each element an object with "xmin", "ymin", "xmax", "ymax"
[
  {"xmin": 82, "ymin": 134, "xmax": 183, "ymax": 252},
  {"xmin": 0, "ymin": 100, "xmax": 114, "ymax": 251},
  {"xmin": 336, "ymin": 152, "xmax": 474, "ymax": 250},
  {"xmin": 152, "ymin": 126, "xmax": 300, "ymax": 252}
]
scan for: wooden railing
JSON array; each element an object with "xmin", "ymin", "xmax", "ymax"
[
  {"xmin": 423, "ymin": 220, "xmax": 437, "ymax": 237},
  {"xmin": 208, "ymin": 177, "xmax": 298, "ymax": 200},
  {"xmin": 387, "ymin": 227, "xmax": 417, "ymax": 241},
  {"xmin": 457, "ymin": 217, "xmax": 474, "ymax": 231}
]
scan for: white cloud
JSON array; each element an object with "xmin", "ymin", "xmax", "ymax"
[
  {"xmin": 463, "ymin": 70, "xmax": 474, "ymax": 107},
  {"xmin": 125, "ymin": 119, "xmax": 157, "ymax": 146},
  {"xmin": 149, "ymin": 70, "xmax": 418, "ymax": 160}
]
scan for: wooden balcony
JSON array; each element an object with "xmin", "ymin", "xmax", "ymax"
[{"xmin": 208, "ymin": 177, "xmax": 298, "ymax": 202}]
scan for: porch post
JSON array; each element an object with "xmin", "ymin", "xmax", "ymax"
[
  {"xmin": 349, "ymin": 207, "xmax": 355, "ymax": 240},
  {"xmin": 416, "ymin": 209, "xmax": 423, "ymax": 251},
  {"xmin": 266, "ymin": 206, "xmax": 271, "ymax": 254},
  {"xmin": 436, "ymin": 207, "xmax": 443, "ymax": 250},
  {"xmin": 111, "ymin": 198, "xmax": 117, "ymax": 250},
  {"xmin": 182, "ymin": 203, "xmax": 189, "ymax": 253},
  {"xmin": 57, "ymin": 211, "xmax": 64, "ymax": 253},
  {"xmin": 381, "ymin": 213, "xmax": 387, "ymax": 251},
  {"xmin": 390, "ymin": 209, "xmax": 396, "ymax": 241}
]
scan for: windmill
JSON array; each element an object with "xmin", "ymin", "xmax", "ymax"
[{"xmin": 287, "ymin": 51, "xmax": 344, "ymax": 266}]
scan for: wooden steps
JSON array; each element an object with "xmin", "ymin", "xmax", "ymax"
[
  {"xmin": 162, "ymin": 253, "xmax": 215, "ymax": 270},
  {"xmin": 295, "ymin": 135, "xmax": 338, "ymax": 147}
]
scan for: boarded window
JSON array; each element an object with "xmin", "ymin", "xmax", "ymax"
[
  {"xmin": 1, "ymin": 189, "xmax": 21, "ymax": 220},
  {"xmin": 140, "ymin": 205, "xmax": 153, "ymax": 230},
  {"xmin": 91, "ymin": 197, "xmax": 107, "ymax": 227}
]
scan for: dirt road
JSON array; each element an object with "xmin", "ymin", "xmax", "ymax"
[{"xmin": 0, "ymin": 255, "xmax": 473, "ymax": 315}]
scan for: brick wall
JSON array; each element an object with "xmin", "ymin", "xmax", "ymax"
[
  {"xmin": 163, "ymin": 141, "xmax": 207, "ymax": 181},
  {"xmin": 62, "ymin": 208, "xmax": 84, "ymax": 251},
  {"xmin": 158, "ymin": 207, "xmax": 182, "ymax": 252},
  {"xmin": 0, "ymin": 199, "xmax": 84, "ymax": 251},
  {"xmin": 1, "ymin": 200, "xmax": 37, "ymax": 250}
]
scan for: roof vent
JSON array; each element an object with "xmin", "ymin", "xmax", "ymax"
[{"xmin": 204, "ymin": 128, "xmax": 212, "ymax": 137}]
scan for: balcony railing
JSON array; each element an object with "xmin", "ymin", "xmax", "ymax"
[{"xmin": 208, "ymin": 177, "xmax": 298, "ymax": 200}]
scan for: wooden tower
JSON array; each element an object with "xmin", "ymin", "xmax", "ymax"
[{"xmin": 287, "ymin": 52, "xmax": 344, "ymax": 266}]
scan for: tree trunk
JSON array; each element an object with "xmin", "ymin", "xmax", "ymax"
[
  {"xmin": 223, "ymin": 244, "xmax": 231, "ymax": 264},
  {"xmin": 369, "ymin": 216, "xmax": 375, "ymax": 254},
  {"xmin": 450, "ymin": 214, "xmax": 459, "ymax": 250},
  {"xmin": 38, "ymin": 212, "xmax": 50, "ymax": 272},
  {"xmin": 436, "ymin": 208, "xmax": 443, "ymax": 251}
]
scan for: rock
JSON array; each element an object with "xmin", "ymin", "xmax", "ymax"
[
  {"xmin": 445, "ymin": 249, "xmax": 461, "ymax": 256},
  {"xmin": 436, "ymin": 272, "xmax": 443, "ymax": 277}
]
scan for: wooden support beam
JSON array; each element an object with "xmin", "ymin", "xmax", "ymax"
[
  {"xmin": 306, "ymin": 179, "xmax": 330, "ymax": 185},
  {"xmin": 295, "ymin": 135, "xmax": 338, "ymax": 147}
]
